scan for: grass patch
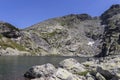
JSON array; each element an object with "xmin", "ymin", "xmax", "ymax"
[
  {"xmin": 60, "ymin": 22, "xmax": 67, "ymax": 26},
  {"xmin": 84, "ymin": 64, "xmax": 90, "ymax": 67},
  {"xmin": 41, "ymin": 31, "xmax": 58, "ymax": 38},
  {"xmin": 0, "ymin": 34, "xmax": 3, "ymax": 39},
  {"xmin": 0, "ymin": 41, "xmax": 14, "ymax": 49},
  {"xmin": 9, "ymin": 40, "xmax": 26, "ymax": 51},
  {"xmin": 0, "ymin": 39, "xmax": 26, "ymax": 51},
  {"xmin": 40, "ymin": 29, "xmax": 62, "ymax": 38},
  {"xmin": 75, "ymin": 71, "xmax": 89, "ymax": 76}
]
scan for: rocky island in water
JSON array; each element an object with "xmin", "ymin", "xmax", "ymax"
[{"xmin": 0, "ymin": 4, "xmax": 120, "ymax": 80}]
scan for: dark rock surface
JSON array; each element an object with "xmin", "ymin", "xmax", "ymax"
[{"xmin": 0, "ymin": 22, "xmax": 20, "ymax": 38}]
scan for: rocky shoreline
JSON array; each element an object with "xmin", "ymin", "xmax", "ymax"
[{"xmin": 24, "ymin": 56, "xmax": 120, "ymax": 80}]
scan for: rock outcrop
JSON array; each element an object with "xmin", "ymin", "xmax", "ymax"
[
  {"xmin": 0, "ymin": 22, "xmax": 20, "ymax": 38},
  {"xmin": 98, "ymin": 4, "xmax": 120, "ymax": 57},
  {"xmin": 24, "ymin": 57, "xmax": 120, "ymax": 80},
  {"xmin": 0, "ymin": 22, "xmax": 29, "ymax": 56}
]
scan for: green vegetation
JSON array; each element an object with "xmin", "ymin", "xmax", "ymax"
[
  {"xmin": 84, "ymin": 64, "xmax": 90, "ymax": 67},
  {"xmin": 9, "ymin": 40, "xmax": 26, "ymax": 51},
  {"xmin": 75, "ymin": 71, "xmax": 89, "ymax": 76},
  {"xmin": 40, "ymin": 31, "xmax": 56, "ymax": 38},
  {"xmin": 40, "ymin": 29, "xmax": 62, "ymax": 38},
  {"xmin": 0, "ymin": 39, "xmax": 26, "ymax": 51},
  {"xmin": 60, "ymin": 21, "xmax": 67, "ymax": 26},
  {"xmin": 108, "ymin": 21, "xmax": 116, "ymax": 29},
  {"xmin": 48, "ymin": 31, "xmax": 57, "ymax": 37},
  {"xmin": 0, "ymin": 34, "xmax": 3, "ymax": 39}
]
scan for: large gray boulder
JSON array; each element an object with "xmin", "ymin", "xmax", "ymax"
[
  {"xmin": 49, "ymin": 68, "xmax": 86, "ymax": 80},
  {"xmin": 59, "ymin": 58, "xmax": 86, "ymax": 73},
  {"xmin": 24, "ymin": 63, "xmax": 56, "ymax": 79},
  {"xmin": 96, "ymin": 67, "xmax": 114, "ymax": 79},
  {"xmin": 96, "ymin": 66, "xmax": 120, "ymax": 80}
]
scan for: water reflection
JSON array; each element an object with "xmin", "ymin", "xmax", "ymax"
[{"xmin": 0, "ymin": 56, "xmax": 88, "ymax": 80}]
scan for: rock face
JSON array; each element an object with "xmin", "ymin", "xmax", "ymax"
[
  {"xmin": 99, "ymin": 4, "xmax": 120, "ymax": 57},
  {"xmin": 0, "ymin": 22, "xmax": 20, "ymax": 38},
  {"xmin": 0, "ymin": 4, "xmax": 120, "ymax": 56},
  {"xmin": 24, "ymin": 57, "xmax": 120, "ymax": 80}
]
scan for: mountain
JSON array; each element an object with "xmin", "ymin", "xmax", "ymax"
[
  {"xmin": 99, "ymin": 4, "xmax": 120, "ymax": 56},
  {"xmin": 21, "ymin": 14, "xmax": 103, "ymax": 56},
  {"xmin": 0, "ymin": 4, "xmax": 120, "ymax": 56}
]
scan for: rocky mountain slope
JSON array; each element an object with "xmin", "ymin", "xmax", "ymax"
[
  {"xmin": 21, "ymin": 14, "xmax": 103, "ymax": 56},
  {"xmin": 99, "ymin": 4, "xmax": 120, "ymax": 57},
  {"xmin": 0, "ymin": 4, "xmax": 120, "ymax": 56}
]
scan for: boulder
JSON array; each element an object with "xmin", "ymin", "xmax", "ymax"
[
  {"xmin": 96, "ymin": 67, "xmax": 115, "ymax": 80},
  {"xmin": 24, "ymin": 63, "xmax": 56, "ymax": 79},
  {"xmin": 86, "ymin": 73, "xmax": 95, "ymax": 80},
  {"xmin": 96, "ymin": 72, "xmax": 106, "ymax": 80},
  {"xmin": 59, "ymin": 58, "xmax": 86, "ymax": 73},
  {"xmin": 49, "ymin": 68, "xmax": 85, "ymax": 80}
]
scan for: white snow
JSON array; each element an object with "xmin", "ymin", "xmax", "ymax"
[{"xmin": 88, "ymin": 41, "xmax": 95, "ymax": 46}]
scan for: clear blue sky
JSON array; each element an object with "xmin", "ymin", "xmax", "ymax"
[{"xmin": 0, "ymin": 0, "xmax": 120, "ymax": 29}]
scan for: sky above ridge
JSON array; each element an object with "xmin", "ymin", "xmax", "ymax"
[{"xmin": 0, "ymin": 0, "xmax": 120, "ymax": 29}]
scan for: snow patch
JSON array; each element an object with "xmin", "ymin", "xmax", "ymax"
[{"xmin": 88, "ymin": 41, "xmax": 94, "ymax": 46}]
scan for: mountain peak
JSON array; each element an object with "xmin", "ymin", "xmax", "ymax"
[
  {"xmin": 0, "ymin": 22, "xmax": 20, "ymax": 38},
  {"xmin": 101, "ymin": 4, "xmax": 120, "ymax": 24},
  {"xmin": 110, "ymin": 4, "xmax": 120, "ymax": 9},
  {"xmin": 62, "ymin": 14, "xmax": 92, "ymax": 20}
]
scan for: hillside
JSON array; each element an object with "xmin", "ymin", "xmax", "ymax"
[
  {"xmin": 21, "ymin": 14, "xmax": 103, "ymax": 56},
  {"xmin": 0, "ymin": 22, "xmax": 29, "ymax": 55},
  {"xmin": 0, "ymin": 4, "xmax": 120, "ymax": 56}
]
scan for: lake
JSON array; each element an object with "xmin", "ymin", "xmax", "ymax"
[{"xmin": 0, "ymin": 56, "xmax": 89, "ymax": 80}]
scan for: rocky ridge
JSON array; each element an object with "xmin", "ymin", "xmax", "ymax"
[
  {"xmin": 0, "ymin": 4, "xmax": 120, "ymax": 56},
  {"xmin": 98, "ymin": 4, "xmax": 120, "ymax": 57},
  {"xmin": 0, "ymin": 22, "xmax": 29, "ymax": 56}
]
